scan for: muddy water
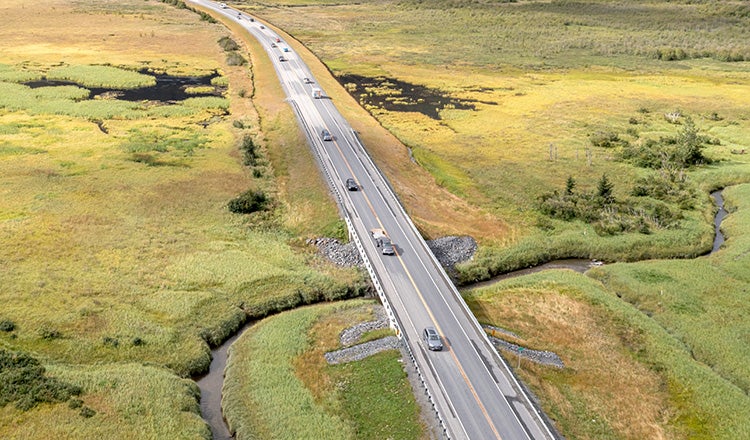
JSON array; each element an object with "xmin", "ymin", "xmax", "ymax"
[
  {"xmin": 469, "ymin": 258, "xmax": 597, "ymax": 289},
  {"xmin": 711, "ymin": 189, "xmax": 727, "ymax": 253},
  {"xmin": 195, "ymin": 322, "xmax": 252, "ymax": 440}
]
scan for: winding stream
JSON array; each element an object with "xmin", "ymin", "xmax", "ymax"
[
  {"xmin": 195, "ymin": 190, "xmax": 728, "ymax": 438},
  {"xmin": 195, "ymin": 322, "xmax": 252, "ymax": 440}
]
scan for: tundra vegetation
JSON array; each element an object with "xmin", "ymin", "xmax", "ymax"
[
  {"xmin": 237, "ymin": 0, "xmax": 750, "ymax": 438},
  {"xmin": 0, "ymin": 0, "xmax": 406, "ymax": 438}
]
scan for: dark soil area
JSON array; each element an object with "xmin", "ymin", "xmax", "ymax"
[{"xmin": 337, "ymin": 74, "xmax": 495, "ymax": 120}]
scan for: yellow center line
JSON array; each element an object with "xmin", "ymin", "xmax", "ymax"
[{"xmin": 329, "ymin": 137, "xmax": 503, "ymax": 440}]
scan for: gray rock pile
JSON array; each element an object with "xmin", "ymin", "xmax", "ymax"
[
  {"xmin": 325, "ymin": 336, "xmax": 401, "ymax": 365},
  {"xmin": 426, "ymin": 235, "xmax": 477, "ymax": 271},
  {"xmin": 306, "ymin": 237, "xmax": 362, "ymax": 267},
  {"xmin": 484, "ymin": 325, "xmax": 565, "ymax": 369},
  {"xmin": 325, "ymin": 306, "xmax": 400, "ymax": 365},
  {"xmin": 339, "ymin": 306, "xmax": 388, "ymax": 346},
  {"xmin": 308, "ymin": 235, "xmax": 477, "ymax": 273}
]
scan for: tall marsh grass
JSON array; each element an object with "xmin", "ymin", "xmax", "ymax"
[
  {"xmin": 47, "ymin": 65, "xmax": 156, "ymax": 89},
  {"xmin": 465, "ymin": 269, "xmax": 750, "ymax": 439},
  {"xmin": 223, "ymin": 300, "xmax": 422, "ymax": 440},
  {"xmin": 0, "ymin": 363, "xmax": 210, "ymax": 440}
]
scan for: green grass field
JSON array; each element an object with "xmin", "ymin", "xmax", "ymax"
[
  {"xmin": 222, "ymin": 300, "xmax": 425, "ymax": 440},
  {"xmin": 0, "ymin": 0, "xmax": 364, "ymax": 437}
]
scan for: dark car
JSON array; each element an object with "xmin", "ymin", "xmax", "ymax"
[
  {"xmin": 379, "ymin": 237, "xmax": 395, "ymax": 255},
  {"xmin": 303, "ymin": 77, "xmax": 313, "ymax": 84},
  {"xmin": 321, "ymin": 129, "xmax": 332, "ymax": 141},
  {"xmin": 345, "ymin": 178, "xmax": 358, "ymax": 191},
  {"xmin": 423, "ymin": 327, "xmax": 443, "ymax": 351}
]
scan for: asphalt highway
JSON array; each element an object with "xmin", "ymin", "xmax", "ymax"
[{"xmin": 189, "ymin": 2, "xmax": 557, "ymax": 438}]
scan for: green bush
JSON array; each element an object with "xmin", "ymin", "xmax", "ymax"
[
  {"xmin": 228, "ymin": 189, "xmax": 270, "ymax": 214},
  {"xmin": 226, "ymin": 52, "xmax": 247, "ymax": 66},
  {"xmin": 40, "ymin": 327, "xmax": 62, "ymax": 340},
  {"xmin": 590, "ymin": 130, "xmax": 626, "ymax": 148},
  {"xmin": 0, "ymin": 350, "xmax": 82, "ymax": 411},
  {"xmin": 0, "ymin": 319, "xmax": 15, "ymax": 332},
  {"xmin": 218, "ymin": 36, "xmax": 240, "ymax": 52},
  {"xmin": 79, "ymin": 406, "xmax": 96, "ymax": 418},
  {"xmin": 240, "ymin": 134, "xmax": 259, "ymax": 166}
]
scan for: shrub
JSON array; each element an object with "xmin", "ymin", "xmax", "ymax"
[
  {"xmin": 103, "ymin": 336, "xmax": 120, "ymax": 347},
  {"xmin": 68, "ymin": 398, "xmax": 83, "ymax": 409},
  {"xmin": 218, "ymin": 36, "xmax": 240, "ymax": 52},
  {"xmin": 0, "ymin": 350, "xmax": 82, "ymax": 411},
  {"xmin": 0, "ymin": 320, "xmax": 15, "ymax": 332},
  {"xmin": 40, "ymin": 327, "xmax": 62, "ymax": 340},
  {"xmin": 226, "ymin": 52, "xmax": 247, "ymax": 66},
  {"xmin": 590, "ymin": 131, "xmax": 624, "ymax": 148},
  {"xmin": 240, "ymin": 134, "xmax": 259, "ymax": 166},
  {"xmin": 228, "ymin": 189, "xmax": 270, "ymax": 214},
  {"xmin": 80, "ymin": 406, "xmax": 96, "ymax": 418}
]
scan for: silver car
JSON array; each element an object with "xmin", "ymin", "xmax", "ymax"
[
  {"xmin": 379, "ymin": 237, "xmax": 395, "ymax": 255},
  {"xmin": 423, "ymin": 327, "xmax": 443, "ymax": 351}
]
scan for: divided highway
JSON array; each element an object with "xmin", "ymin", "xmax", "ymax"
[{"xmin": 190, "ymin": 2, "xmax": 557, "ymax": 439}]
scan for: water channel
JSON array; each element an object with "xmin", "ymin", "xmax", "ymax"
[{"xmin": 195, "ymin": 190, "xmax": 728, "ymax": 438}]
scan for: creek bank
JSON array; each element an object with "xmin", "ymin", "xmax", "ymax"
[{"xmin": 199, "ymin": 189, "xmax": 729, "ymax": 436}]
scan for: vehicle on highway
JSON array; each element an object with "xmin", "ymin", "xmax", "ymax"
[
  {"xmin": 423, "ymin": 327, "xmax": 443, "ymax": 351},
  {"xmin": 380, "ymin": 237, "xmax": 395, "ymax": 255},
  {"xmin": 370, "ymin": 228, "xmax": 395, "ymax": 255},
  {"xmin": 271, "ymin": 42, "xmax": 277, "ymax": 48},
  {"xmin": 220, "ymin": 2, "xmax": 227, "ymax": 8},
  {"xmin": 259, "ymin": 25, "xmax": 265, "ymax": 29},
  {"xmin": 312, "ymin": 88, "xmax": 323, "ymax": 99},
  {"xmin": 321, "ymin": 129, "xmax": 332, "ymax": 141},
  {"xmin": 345, "ymin": 178, "xmax": 358, "ymax": 191},
  {"xmin": 303, "ymin": 77, "xmax": 313, "ymax": 84},
  {"xmin": 278, "ymin": 55, "xmax": 286, "ymax": 62},
  {"xmin": 283, "ymin": 47, "xmax": 289, "ymax": 52},
  {"xmin": 275, "ymin": 37, "xmax": 281, "ymax": 43}
]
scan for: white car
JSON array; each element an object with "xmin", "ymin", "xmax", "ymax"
[{"xmin": 219, "ymin": 3, "xmax": 227, "ymax": 9}]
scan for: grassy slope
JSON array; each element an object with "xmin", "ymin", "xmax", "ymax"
[
  {"xmin": 0, "ymin": 0, "xmax": 362, "ymax": 436},
  {"xmin": 222, "ymin": 300, "xmax": 425, "ymax": 440}
]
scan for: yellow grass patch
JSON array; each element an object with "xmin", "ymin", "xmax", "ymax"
[{"xmin": 470, "ymin": 286, "xmax": 675, "ymax": 439}]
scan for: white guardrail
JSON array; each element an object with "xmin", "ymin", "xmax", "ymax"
[{"xmin": 288, "ymin": 100, "xmax": 452, "ymax": 439}]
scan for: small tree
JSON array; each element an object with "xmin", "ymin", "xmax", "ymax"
[
  {"xmin": 565, "ymin": 176, "xmax": 576, "ymax": 195},
  {"xmin": 228, "ymin": 189, "xmax": 269, "ymax": 214},
  {"xmin": 597, "ymin": 174, "xmax": 615, "ymax": 205}
]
